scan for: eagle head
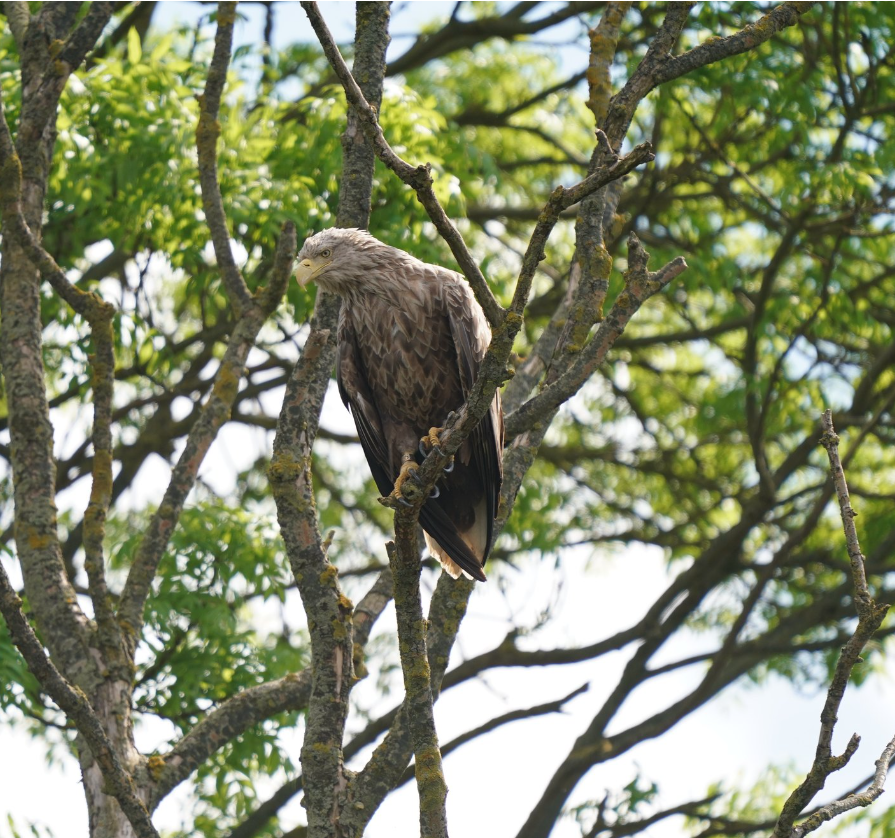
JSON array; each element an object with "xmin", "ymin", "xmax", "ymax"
[{"xmin": 295, "ymin": 227, "xmax": 384, "ymax": 295}]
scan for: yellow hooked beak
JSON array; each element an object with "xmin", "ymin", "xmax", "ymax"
[{"xmin": 294, "ymin": 256, "xmax": 332, "ymax": 287}]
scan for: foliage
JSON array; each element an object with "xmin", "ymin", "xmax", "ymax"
[{"xmin": 2, "ymin": 3, "xmax": 895, "ymax": 837}]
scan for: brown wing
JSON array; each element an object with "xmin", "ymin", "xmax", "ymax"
[
  {"xmin": 336, "ymin": 308, "xmax": 393, "ymax": 498},
  {"xmin": 337, "ymin": 301, "xmax": 494, "ymax": 581},
  {"xmin": 442, "ymin": 274, "xmax": 504, "ymax": 561}
]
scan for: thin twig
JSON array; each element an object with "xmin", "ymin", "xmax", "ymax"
[
  {"xmin": 772, "ymin": 411, "xmax": 892, "ymax": 838},
  {"xmin": 397, "ymin": 683, "xmax": 589, "ymax": 788}
]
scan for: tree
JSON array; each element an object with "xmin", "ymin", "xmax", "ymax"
[{"xmin": 1, "ymin": 2, "xmax": 894, "ymax": 837}]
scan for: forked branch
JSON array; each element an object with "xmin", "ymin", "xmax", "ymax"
[{"xmin": 772, "ymin": 411, "xmax": 892, "ymax": 838}]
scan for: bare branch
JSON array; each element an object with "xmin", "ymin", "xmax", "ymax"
[
  {"xmin": 790, "ymin": 735, "xmax": 895, "ymax": 838},
  {"xmin": 603, "ymin": 3, "xmax": 814, "ymax": 148},
  {"xmin": 301, "ymin": 0, "xmax": 505, "ymax": 327},
  {"xmin": 0, "ymin": 564, "xmax": 160, "ymax": 838},
  {"xmin": 270, "ymin": 5, "xmax": 392, "ymax": 834},
  {"xmin": 118, "ymin": 221, "xmax": 297, "ymax": 656},
  {"xmin": 152, "ymin": 671, "xmax": 312, "ymax": 806},
  {"xmin": 196, "ymin": 1, "xmax": 254, "ymax": 315},
  {"xmin": 352, "ymin": 568, "xmax": 394, "ymax": 680},
  {"xmin": 0, "ymin": 73, "xmax": 97, "ymax": 681},
  {"xmin": 387, "ymin": 2, "xmax": 605, "ymax": 76},
  {"xmin": 385, "ymin": 536, "xmax": 450, "ymax": 837},
  {"xmin": 505, "ymin": 233, "xmax": 687, "ymax": 438},
  {"xmin": 3, "ymin": 1, "xmax": 30, "ymax": 51},
  {"xmin": 772, "ymin": 411, "xmax": 892, "ymax": 838},
  {"xmin": 397, "ymin": 683, "xmax": 589, "ymax": 789}
]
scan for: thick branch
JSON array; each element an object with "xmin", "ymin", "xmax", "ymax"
[
  {"xmin": 270, "ymin": 6, "xmax": 391, "ymax": 835},
  {"xmin": 0, "ymin": 565, "xmax": 159, "ymax": 838},
  {"xmin": 152, "ymin": 671, "xmax": 312, "ymax": 806},
  {"xmin": 0, "ymin": 75, "xmax": 96, "ymax": 685}
]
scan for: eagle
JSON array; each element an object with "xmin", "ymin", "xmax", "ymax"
[{"xmin": 295, "ymin": 228, "xmax": 503, "ymax": 582}]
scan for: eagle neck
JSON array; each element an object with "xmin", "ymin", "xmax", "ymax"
[{"xmin": 339, "ymin": 270, "xmax": 417, "ymax": 310}]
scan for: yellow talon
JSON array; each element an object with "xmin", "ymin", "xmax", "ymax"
[
  {"xmin": 420, "ymin": 426, "xmax": 454, "ymax": 473},
  {"xmin": 390, "ymin": 459, "xmax": 424, "ymax": 504},
  {"xmin": 422, "ymin": 427, "xmax": 443, "ymax": 450}
]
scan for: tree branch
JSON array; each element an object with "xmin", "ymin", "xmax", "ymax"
[
  {"xmin": 269, "ymin": 5, "xmax": 392, "ymax": 835},
  {"xmin": 772, "ymin": 411, "xmax": 892, "ymax": 838},
  {"xmin": 505, "ymin": 233, "xmax": 687, "ymax": 438},
  {"xmin": 117, "ymin": 221, "xmax": 297, "ymax": 657},
  {"xmin": 0, "ymin": 564, "xmax": 160, "ymax": 838},
  {"xmin": 196, "ymin": 1, "xmax": 254, "ymax": 315},
  {"xmin": 386, "ymin": 537, "xmax": 450, "ymax": 837},
  {"xmin": 151, "ymin": 671, "xmax": 312, "ymax": 807},
  {"xmin": 301, "ymin": 0, "xmax": 505, "ymax": 327},
  {"xmin": 397, "ymin": 683, "xmax": 589, "ymax": 789}
]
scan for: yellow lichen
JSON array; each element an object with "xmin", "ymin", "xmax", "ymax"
[
  {"xmin": 331, "ymin": 617, "xmax": 347, "ymax": 642},
  {"xmin": 212, "ymin": 364, "xmax": 240, "ymax": 403},
  {"xmin": 269, "ymin": 453, "xmax": 301, "ymax": 483},
  {"xmin": 0, "ymin": 153, "xmax": 22, "ymax": 199},
  {"xmin": 147, "ymin": 754, "xmax": 166, "ymax": 781},
  {"xmin": 318, "ymin": 565, "xmax": 338, "ymax": 587}
]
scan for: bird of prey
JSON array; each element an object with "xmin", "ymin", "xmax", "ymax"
[{"xmin": 295, "ymin": 228, "xmax": 503, "ymax": 582}]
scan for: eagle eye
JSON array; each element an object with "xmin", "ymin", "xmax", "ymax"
[{"xmin": 321, "ymin": 248, "xmax": 332, "ymax": 259}]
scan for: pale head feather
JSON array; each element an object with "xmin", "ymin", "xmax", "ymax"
[{"xmin": 298, "ymin": 228, "xmax": 422, "ymax": 301}]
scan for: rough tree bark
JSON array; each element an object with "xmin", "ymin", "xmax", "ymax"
[{"xmin": 3, "ymin": 4, "xmax": 891, "ymax": 838}]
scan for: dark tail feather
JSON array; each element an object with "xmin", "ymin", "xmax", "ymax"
[
  {"xmin": 419, "ymin": 501, "xmax": 487, "ymax": 582},
  {"xmin": 361, "ymin": 455, "xmax": 486, "ymax": 581}
]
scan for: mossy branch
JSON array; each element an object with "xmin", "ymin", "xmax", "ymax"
[
  {"xmin": 117, "ymin": 221, "xmax": 297, "ymax": 659},
  {"xmin": 0, "ymin": 563, "xmax": 160, "ymax": 838}
]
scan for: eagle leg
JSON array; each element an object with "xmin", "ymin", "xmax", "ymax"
[
  {"xmin": 389, "ymin": 456, "xmax": 426, "ymax": 505},
  {"xmin": 419, "ymin": 426, "xmax": 455, "ymax": 473}
]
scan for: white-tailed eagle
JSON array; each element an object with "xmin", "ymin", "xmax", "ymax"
[{"xmin": 295, "ymin": 228, "xmax": 503, "ymax": 581}]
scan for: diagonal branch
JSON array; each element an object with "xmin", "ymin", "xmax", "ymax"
[
  {"xmin": 301, "ymin": 0, "xmax": 505, "ymax": 327},
  {"xmin": 196, "ymin": 1, "xmax": 254, "ymax": 315},
  {"xmin": 17, "ymin": 1, "xmax": 114, "ymax": 152},
  {"xmin": 397, "ymin": 683, "xmax": 589, "ymax": 789},
  {"xmin": 117, "ymin": 220, "xmax": 297, "ymax": 657},
  {"xmin": 151, "ymin": 671, "xmax": 312, "ymax": 807},
  {"xmin": 0, "ymin": 564, "xmax": 160, "ymax": 838},
  {"xmin": 1, "ymin": 197, "xmax": 122, "ymax": 658},
  {"xmin": 603, "ymin": 2, "xmax": 814, "ymax": 148},
  {"xmin": 772, "ymin": 411, "xmax": 892, "ymax": 838},
  {"xmin": 386, "ymin": 2, "xmax": 605, "ymax": 76},
  {"xmin": 789, "ymin": 735, "xmax": 895, "ymax": 838},
  {"xmin": 505, "ymin": 233, "xmax": 687, "ymax": 438}
]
